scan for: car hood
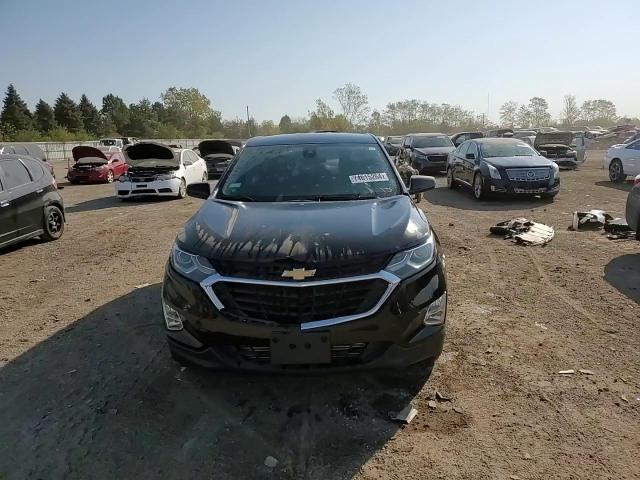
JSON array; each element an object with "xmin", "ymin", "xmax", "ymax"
[
  {"xmin": 534, "ymin": 132, "xmax": 573, "ymax": 148},
  {"xmin": 198, "ymin": 140, "xmax": 235, "ymax": 157},
  {"xmin": 485, "ymin": 156, "xmax": 554, "ymax": 168},
  {"xmin": 415, "ymin": 146, "xmax": 455, "ymax": 155},
  {"xmin": 72, "ymin": 146, "xmax": 108, "ymax": 164},
  {"xmin": 177, "ymin": 195, "xmax": 430, "ymax": 263},
  {"xmin": 124, "ymin": 142, "xmax": 179, "ymax": 168}
]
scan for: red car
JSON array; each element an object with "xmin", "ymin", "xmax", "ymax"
[{"xmin": 67, "ymin": 146, "xmax": 128, "ymax": 183}]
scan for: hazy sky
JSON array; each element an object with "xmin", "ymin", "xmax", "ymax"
[{"xmin": 1, "ymin": 0, "xmax": 638, "ymax": 122}]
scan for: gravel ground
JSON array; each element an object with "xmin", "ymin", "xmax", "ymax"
[{"xmin": 0, "ymin": 151, "xmax": 638, "ymax": 479}]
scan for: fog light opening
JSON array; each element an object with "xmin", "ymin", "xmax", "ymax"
[
  {"xmin": 424, "ymin": 291, "xmax": 447, "ymax": 326},
  {"xmin": 162, "ymin": 300, "xmax": 184, "ymax": 331}
]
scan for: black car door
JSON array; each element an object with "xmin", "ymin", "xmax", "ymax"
[
  {"xmin": 2, "ymin": 158, "xmax": 44, "ymax": 237},
  {"xmin": 453, "ymin": 142, "xmax": 469, "ymax": 183},
  {"xmin": 0, "ymin": 169, "xmax": 17, "ymax": 246},
  {"xmin": 462, "ymin": 142, "xmax": 479, "ymax": 184}
]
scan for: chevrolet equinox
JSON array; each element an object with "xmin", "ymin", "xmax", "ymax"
[{"xmin": 161, "ymin": 133, "xmax": 446, "ymax": 371}]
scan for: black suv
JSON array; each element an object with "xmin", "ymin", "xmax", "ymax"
[
  {"xmin": 0, "ymin": 154, "xmax": 64, "ymax": 250},
  {"xmin": 397, "ymin": 133, "xmax": 455, "ymax": 174},
  {"xmin": 162, "ymin": 133, "xmax": 447, "ymax": 371}
]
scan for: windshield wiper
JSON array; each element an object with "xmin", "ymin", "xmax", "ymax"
[
  {"xmin": 217, "ymin": 195, "xmax": 258, "ymax": 202},
  {"xmin": 306, "ymin": 193, "xmax": 378, "ymax": 201}
]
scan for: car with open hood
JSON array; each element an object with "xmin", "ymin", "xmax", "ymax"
[
  {"xmin": 534, "ymin": 131, "xmax": 580, "ymax": 168},
  {"xmin": 198, "ymin": 140, "xmax": 236, "ymax": 179},
  {"xmin": 450, "ymin": 132, "xmax": 483, "ymax": 147},
  {"xmin": 397, "ymin": 133, "xmax": 455, "ymax": 174},
  {"xmin": 447, "ymin": 138, "xmax": 560, "ymax": 200},
  {"xmin": 0, "ymin": 154, "xmax": 64, "ymax": 250},
  {"xmin": 117, "ymin": 142, "xmax": 207, "ymax": 199},
  {"xmin": 67, "ymin": 146, "xmax": 127, "ymax": 184},
  {"xmin": 161, "ymin": 132, "xmax": 445, "ymax": 371},
  {"xmin": 604, "ymin": 138, "xmax": 640, "ymax": 183}
]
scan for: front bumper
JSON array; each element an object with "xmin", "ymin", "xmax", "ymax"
[
  {"xmin": 67, "ymin": 168, "xmax": 108, "ymax": 183},
  {"xmin": 413, "ymin": 157, "xmax": 447, "ymax": 172},
  {"xmin": 161, "ymin": 259, "xmax": 447, "ymax": 372},
  {"xmin": 117, "ymin": 177, "xmax": 181, "ymax": 197},
  {"xmin": 487, "ymin": 176, "xmax": 560, "ymax": 195},
  {"xmin": 550, "ymin": 156, "xmax": 581, "ymax": 168}
]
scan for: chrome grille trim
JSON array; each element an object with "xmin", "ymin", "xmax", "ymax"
[
  {"xmin": 199, "ymin": 270, "xmax": 401, "ymax": 331},
  {"xmin": 505, "ymin": 167, "xmax": 550, "ymax": 181}
]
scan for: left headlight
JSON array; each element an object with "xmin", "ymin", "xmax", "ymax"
[
  {"xmin": 156, "ymin": 172, "xmax": 177, "ymax": 180},
  {"xmin": 170, "ymin": 244, "xmax": 216, "ymax": 282},
  {"xmin": 487, "ymin": 163, "xmax": 502, "ymax": 180},
  {"xmin": 384, "ymin": 234, "xmax": 436, "ymax": 279}
]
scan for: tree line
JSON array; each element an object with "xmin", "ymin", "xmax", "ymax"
[{"xmin": 0, "ymin": 83, "xmax": 635, "ymax": 143}]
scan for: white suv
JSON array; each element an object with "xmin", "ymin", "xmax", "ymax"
[{"xmin": 118, "ymin": 142, "xmax": 207, "ymax": 199}]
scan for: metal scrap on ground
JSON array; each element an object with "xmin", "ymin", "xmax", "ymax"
[
  {"xmin": 569, "ymin": 210, "xmax": 634, "ymax": 239},
  {"xmin": 490, "ymin": 218, "xmax": 555, "ymax": 246}
]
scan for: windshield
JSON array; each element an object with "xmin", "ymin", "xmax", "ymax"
[
  {"xmin": 480, "ymin": 142, "xmax": 537, "ymax": 158},
  {"xmin": 412, "ymin": 136, "xmax": 453, "ymax": 148},
  {"xmin": 218, "ymin": 143, "xmax": 402, "ymax": 202}
]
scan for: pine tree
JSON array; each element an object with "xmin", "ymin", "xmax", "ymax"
[
  {"xmin": 1, "ymin": 84, "xmax": 33, "ymax": 131},
  {"xmin": 54, "ymin": 93, "xmax": 84, "ymax": 132},
  {"xmin": 34, "ymin": 99, "xmax": 57, "ymax": 133},
  {"xmin": 78, "ymin": 94, "xmax": 101, "ymax": 135}
]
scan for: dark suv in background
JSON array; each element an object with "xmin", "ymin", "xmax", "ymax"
[
  {"xmin": 397, "ymin": 133, "xmax": 455, "ymax": 174},
  {"xmin": 161, "ymin": 133, "xmax": 447, "ymax": 372},
  {"xmin": 0, "ymin": 154, "xmax": 64, "ymax": 250}
]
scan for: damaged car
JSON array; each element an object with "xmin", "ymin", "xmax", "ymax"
[
  {"xmin": 447, "ymin": 138, "xmax": 560, "ymax": 200},
  {"xmin": 67, "ymin": 146, "xmax": 128, "ymax": 184},
  {"xmin": 534, "ymin": 131, "xmax": 581, "ymax": 169},
  {"xmin": 198, "ymin": 140, "xmax": 236, "ymax": 179},
  {"xmin": 117, "ymin": 142, "xmax": 207, "ymax": 199},
  {"xmin": 161, "ymin": 132, "xmax": 446, "ymax": 371},
  {"xmin": 397, "ymin": 133, "xmax": 455, "ymax": 174}
]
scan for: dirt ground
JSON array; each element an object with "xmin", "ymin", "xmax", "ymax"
[{"xmin": 0, "ymin": 151, "xmax": 638, "ymax": 480}]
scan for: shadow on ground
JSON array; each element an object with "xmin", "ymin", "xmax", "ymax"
[
  {"xmin": 66, "ymin": 195, "xmax": 177, "ymax": 213},
  {"xmin": 0, "ymin": 284, "xmax": 431, "ymax": 479},
  {"xmin": 595, "ymin": 180, "xmax": 633, "ymax": 192},
  {"xmin": 424, "ymin": 186, "xmax": 553, "ymax": 212},
  {"xmin": 604, "ymin": 254, "xmax": 640, "ymax": 305}
]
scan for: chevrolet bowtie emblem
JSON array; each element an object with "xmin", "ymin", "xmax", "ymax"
[{"xmin": 282, "ymin": 268, "xmax": 316, "ymax": 281}]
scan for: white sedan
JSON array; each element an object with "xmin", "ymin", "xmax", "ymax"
[
  {"xmin": 604, "ymin": 139, "xmax": 640, "ymax": 183},
  {"xmin": 117, "ymin": 142, "xmax": 207, "ymax": 199}
]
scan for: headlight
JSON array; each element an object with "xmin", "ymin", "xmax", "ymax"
[
  {"xmin": 424, "ymin": 292, "xmax": 447, "ymax": 326},
  {"xmin": 384, "ymin": 234, "xmax": 435, "ymax": 279},
  {"xmin": 414, "ymin": 152, "xmax": 427, "ymax": 159},
  {"xmin": 551, "ymin": 163, "xmax": 560, "ymax": 178},
  {"xmin": 170, "ymin": 244, "xmax": 216, "ymax": 282},
  {"xmin": 156, "ymin": 173, "xmax": 177, "ymax": 180},
  {"xmin": 487, "ymin": 163, "xmax": 501, "ymax": 180},
  {"xmin": 119, "ymin": 174, "xmax": 130, "ymax": 182}
]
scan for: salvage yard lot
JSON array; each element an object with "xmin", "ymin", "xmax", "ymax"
[{"xmin": 0, "ymin": 151, "xmax": 638, "ymax": 479}]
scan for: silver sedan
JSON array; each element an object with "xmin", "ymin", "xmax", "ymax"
[{"xmin": 626, "ymin": 174, "xmax": 640, "ymax": 239}]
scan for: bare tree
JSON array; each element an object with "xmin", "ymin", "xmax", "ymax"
[
  {"xmin": 333, "ymin": 83, "xmax": 370, "ymax": 126},
  {"xmin": 499, "ymin": 101, "xmax": 518, "ymax": 127},
  {"xmin": 561, "ymin": 95, "xmax": 581, "ymax": 126},
  {"xmin": 528, "ymin": 97, "xmax": 551, "ymax": 127},
  {"xmin": 516, "ymin": 105, "xmax": 531, "ymax": 128}
]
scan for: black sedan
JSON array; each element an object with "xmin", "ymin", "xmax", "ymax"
[
  {"xmin": 0, "ymin": 154, "xmax": 64, "ymax": 250},
  {"xmin": 446, "ymin": 138, "xmax": 560, "ymax": 200}
]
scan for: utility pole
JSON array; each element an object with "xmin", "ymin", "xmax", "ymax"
[{"xmin": 246, "ymin": 105, "xmax": 252, "ymax": 137}]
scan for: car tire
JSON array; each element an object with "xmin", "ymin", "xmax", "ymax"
[
  {"xmin": 473, "ymin": 173, "xmax": 485, "ymax": 200},
  {"xmin": 446, "ymin": 168, "xmax": 458, "ymax": 189},
  {"xmin": 609, "ymin": 159, "xmax": 625, "ymax": 183},
  {"xmin": 41, "ymin": 205, "xmax": 64, "ymax": 241},
  {"xmin": 177, "ymin": 179, "xmax": 187, "ymax": 199},
  {"xmin": 106, "ymin": 170, "xmax": 114, "ymax": 183}
]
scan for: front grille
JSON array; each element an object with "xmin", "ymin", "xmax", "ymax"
[
  {"xmin": 131, "ymin": 176, "xmax": 156, "ymax": 183},
  {"xmin": 238, "ymin": 342, "xmax": 368, "ymax": 364},
  {"xmin": 427, "ymin": 154, "xmax": 448, "ymax": 163},
  {"xmin": 211, "ymin": 254, "xmax": 390, "ymax": 281},
  {"xmin": 213, "ymin": 279, "xmax": 389, "ymax": 324},
  {"xmin": 505, "ymin": 167, "xmax": 550, "ymax": 181},
  {"xmin": 131, "ymin": 189, "xmax": 155, "ymax": 194}
]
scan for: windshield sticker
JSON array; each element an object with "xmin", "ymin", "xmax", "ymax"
[{"xmin": 349, "ymin": 172, "xmax": 389, "ymax": 184}]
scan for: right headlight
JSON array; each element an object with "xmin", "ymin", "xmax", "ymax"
[{"xmin": 384, "ymin": 234, "xmax": 436, "ymax": 279}]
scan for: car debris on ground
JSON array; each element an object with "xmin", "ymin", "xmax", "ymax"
[
  {"xmin": 569, "ymin": 209, "xmax": 635, "ymax": 239},
  {"xmin": 490, "ymin": 218, "xmax": 555, "ymax": 246},
  {"xmin": 391, "ymin": 405, "xmax": 419, "ymax": 424}
]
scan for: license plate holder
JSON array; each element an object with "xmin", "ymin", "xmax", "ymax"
[
  {"xmin": 136, "ymin": 184, "xmax": 147, "ymax": 188},
  {"xmin": 270, "ymin": 332, "xmax": 330, "ymax": 365}
]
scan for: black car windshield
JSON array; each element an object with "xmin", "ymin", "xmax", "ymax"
[
  {"xmin": 412, "ymin": 136, "xmax": 453, "ymax": 148},
  {"xmin": 480, "ymin": 142, "xmax": 537, "ymax": 158},
  {"xmin": 218, "ymin": 143, "xmax": 402, "ymax": 201}
]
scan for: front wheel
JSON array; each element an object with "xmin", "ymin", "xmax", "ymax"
[
  {"xmin": 446, "ymin": 168, "xmax": 458, "ymax": 189},
  {"xmin": 473, "ymin": 173, "xmax": 485, "ymax": 200},
  {"xmin": 42, "ymin": 205, "xmax": 64, "ymax": 241},
  {"xmin": 177, "ymin": 179, "xmax": 186, "ymax": 199},
  {"xmin": 106, "ymin": 170, "xmax": 114, "ymax": 183},
  {"xmin": 609, "ymin": 160, "xmax": 625, "ymax": 183}
]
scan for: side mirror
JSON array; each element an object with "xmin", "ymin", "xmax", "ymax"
[
  {"xmin": 186, "ymin": 182, "xmax": 211, "ymax": 199},
  {"xmin": 465, "ymin": 153, "xmax": 476, "ymax": 160},
  {"xmin": 409, "ymin": 175, "xmax": 436, "ymax": 194}
]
